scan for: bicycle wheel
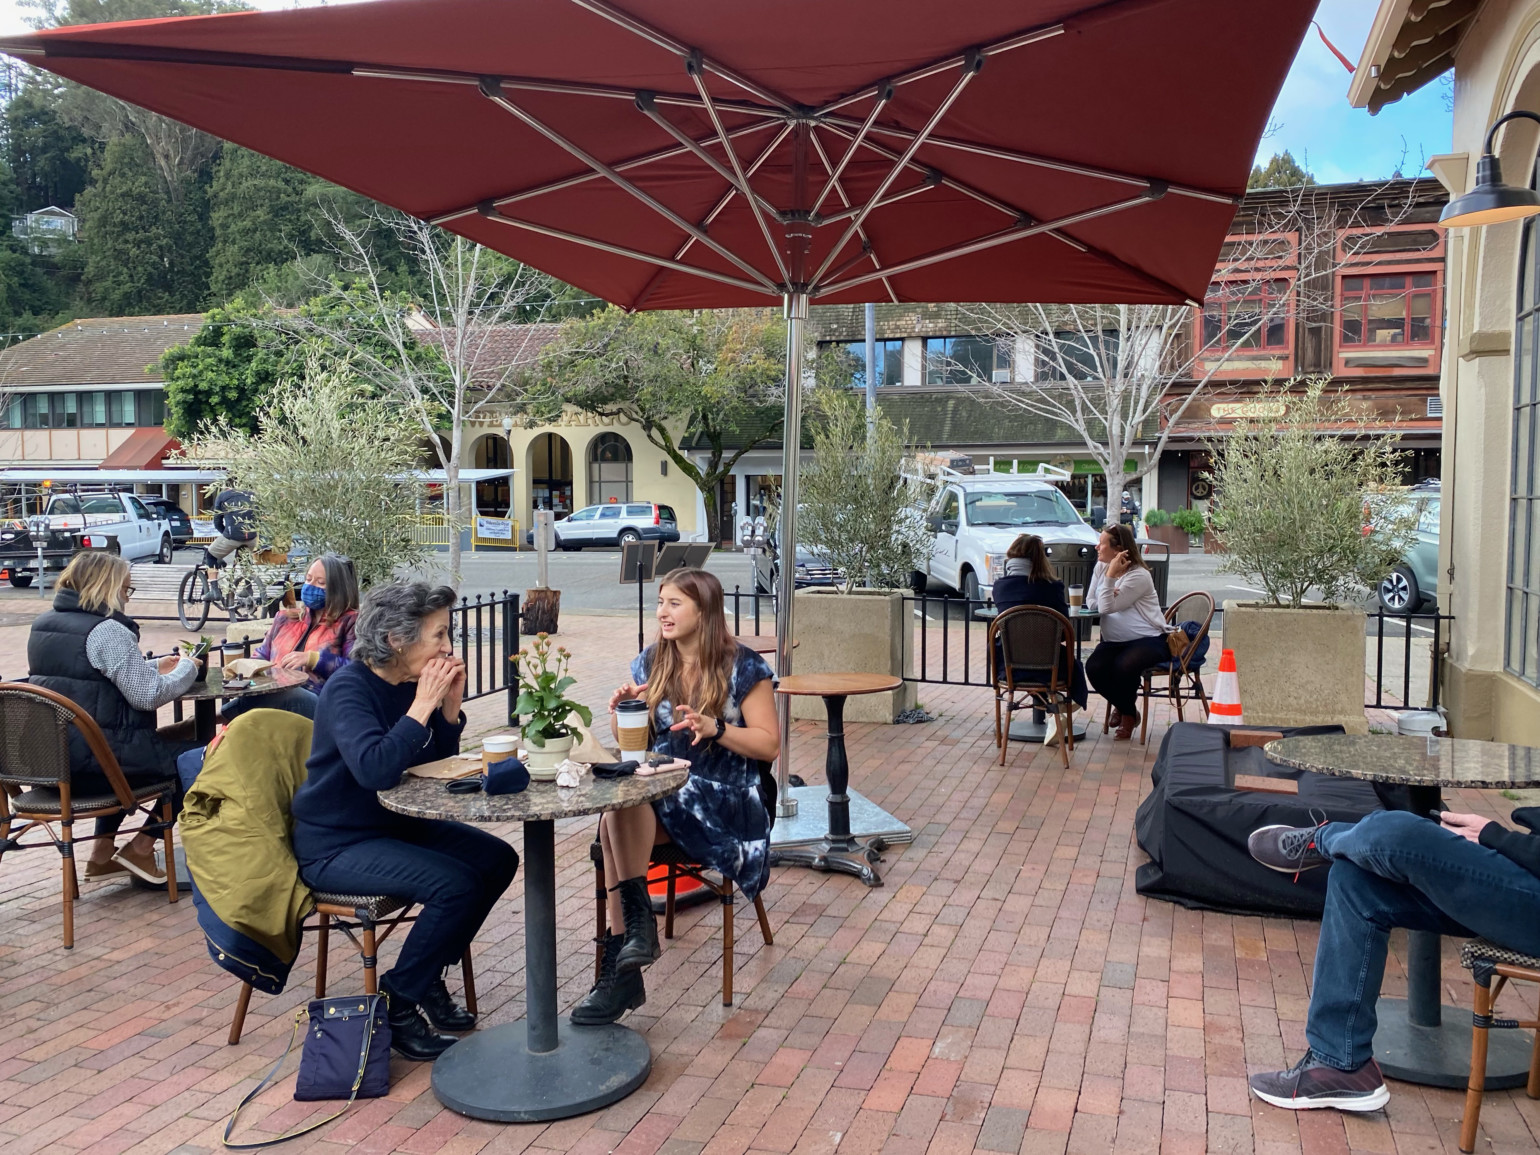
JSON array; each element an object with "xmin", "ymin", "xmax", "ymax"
[
  {"xmin": 228, "ymin": 575, "xmax": 265, "ymax": 621},
  {"xmin": 179, "ymin": 568, "xmax": 211, "ymax": 630}
]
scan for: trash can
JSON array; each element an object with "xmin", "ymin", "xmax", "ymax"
[{"xmin": 1397, "ymin": 709, "xmax": 1447, "ymax": 738}]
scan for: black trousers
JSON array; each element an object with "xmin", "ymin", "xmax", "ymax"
[
  {"xmin": 1085, "ymin": 635, "xmax": 1171, "ymax": 717},
  {"xmin": 300, "ymin": 818, "xmax": 519, "ymax": 1003}
]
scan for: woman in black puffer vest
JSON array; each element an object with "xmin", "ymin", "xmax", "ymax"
[{"xmin": 28, "ymin": 551, "xmax": 199, "ymax": 884}]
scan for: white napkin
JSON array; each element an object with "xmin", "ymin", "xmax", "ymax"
[{"xmin": 555, "ymin": 759, "xmax": 585, "ymax": 789}]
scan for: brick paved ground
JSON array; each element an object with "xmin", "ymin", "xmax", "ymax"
[{"xmin": 1, "ymin": 606, "xmax": 1537, "ymax": 1155}]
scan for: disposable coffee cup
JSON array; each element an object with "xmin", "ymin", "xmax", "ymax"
[
  {"xmin": 482, "ymin": 734, "xmax": 518, "ymax": 773},
  {"xmin": 1069, "ymin": 585, "xmax": 1084, "ymax": 609},
  {"xmin": 614, "ymin": 699, "xmax": 650, "ymax": 756}
]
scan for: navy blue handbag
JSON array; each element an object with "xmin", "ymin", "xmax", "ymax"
[{"xmin": 222, "ymin": 994, "xmax": 390, "ymax": 1148}]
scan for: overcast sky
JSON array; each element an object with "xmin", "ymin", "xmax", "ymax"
[{"xmin": 0, "ymin": 0, "xmax": 1452, "ymax": 185}]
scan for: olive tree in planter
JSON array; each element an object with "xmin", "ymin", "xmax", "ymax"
[
  {"xmin": 789, "ymin": 389, "xmax": 934, "ymax": 722},
  {"xmin": 1208, "ymin": 379, "xmax": 1417, "ymax": 733}
]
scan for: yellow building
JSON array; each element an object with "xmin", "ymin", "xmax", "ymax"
[{"xmin": 1354, "ymin": 1, "xmax": 1540, "ymax": 742}]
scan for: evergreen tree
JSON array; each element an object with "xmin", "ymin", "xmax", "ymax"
[
  {"xmin": 206, "ymin": 146, "xmax": 315, "ymax": 302},
  {"xmin": 2, "ymin": 86, "xmax": 95, "ymax": 210},
  {"xmin": 159, "ymin": 299, "xmax": 283, "ymax": 437},
  {"xmin": 1249, "ymin": 151, "xmax": 1315, "ymax": 190},
  {"xmin": 75, "ymin": 134, "xmax": 181, "ymax": 314}
]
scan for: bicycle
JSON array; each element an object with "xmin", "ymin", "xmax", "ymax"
[{"xmin": 177, "ymin": 546, "xmax": 299, "ymax": 630}]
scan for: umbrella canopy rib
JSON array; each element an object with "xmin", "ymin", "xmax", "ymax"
[{"xmin": 806, "ymin": 128, "xmax": 898, "ymax": 302}]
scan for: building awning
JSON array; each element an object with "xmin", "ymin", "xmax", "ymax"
[
  {"xmin": 99, "ymin": 428, "xmax": 182, "ymax": 470},
  {"xmin": 0, "ymin": 468, "xmax": 226, "ymax": 484},
  {"xmin": 1349, "ymin": 0, "xmax": 1479, "ymax": 115}
]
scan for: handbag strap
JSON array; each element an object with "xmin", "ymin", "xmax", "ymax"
[{"xmin": 221, "ymin": 993, "xmax": 384, "ymax": 1149}]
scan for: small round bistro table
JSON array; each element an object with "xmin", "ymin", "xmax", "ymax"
[
  {"xmin": 378, "ymin": 766, "xmax": 687, "ymax": 1122},
  {"xmin": 176, "ymin": 665, "xmax": 311, "ymax": 743},
  {"xmin": 1267, "ymin": 734, "xmax": 1540, "ymax": 1090},
  {"xmin": 772, "ymin": 673, "xmax": 902, "ymax": 887},
  {"xmin": 1009, "ymin": 607, "xmax": 1097, "ymax": 743}
]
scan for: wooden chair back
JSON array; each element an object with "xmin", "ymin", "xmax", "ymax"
[
  {"xmin": 989, "ymin": 605, "xmax": 1075, "ymax": 693},
  {"xmin": 0, "ymin": 682, "xmax": 137, "ymax": 815}
]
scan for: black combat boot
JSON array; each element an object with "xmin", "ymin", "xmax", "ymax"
[
  {"xmin": 613, "ymin": 876, "xmax": 661, "ymax": 974},
  {"xmin": 419, "ymin": 973, "xmax": 476, "ymax": 1032},
  {"xmin": 381, "ymin": 979, "xmax": 459, "ymax": 1061},
  {"xmin": 571, "ymin": 932, "xmax": 646, "ymax": 1025}
]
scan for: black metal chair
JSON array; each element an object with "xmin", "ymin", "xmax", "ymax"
[
  {"xmin": 987, "ymin": 606, "xmax": 1077, "ymax": 768},
  {"xmin": 0, "ymin": 682, "xmax": 179, "ymax": 949},
  {"xmin": 1458, "ymin": 938, "xmax": 1540, "ymax": 1153}
]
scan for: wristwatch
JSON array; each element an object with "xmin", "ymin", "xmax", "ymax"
[{"xmin": 711, "ymin": 717, "xmax": 725, "ymax": 742}]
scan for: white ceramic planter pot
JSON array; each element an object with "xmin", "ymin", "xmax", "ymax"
[
  {"xmin": 789, "ymin": 588, "xmax": 916, "ymax": 723},
  {"xmin": 1221, "ymin": 601, "xmax": 1368, "ymax": 734},
  {"xmin": 523, "ymin": 732, "xmax": 574, "ymax": 781}
]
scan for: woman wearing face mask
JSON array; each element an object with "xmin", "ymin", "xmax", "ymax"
[{"xmin": 222, "ymin": 554, "xmax": 359, "ymax": 721}]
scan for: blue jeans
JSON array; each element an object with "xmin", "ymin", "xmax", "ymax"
[
  {"xmin": 221, "ymin": 686, "xmax": 318, "ymax": 722},
  {"xmin": 299, "ymin": 819, "xmax": 519, "ymax": 1004},
  {"xmin": 1306, "ymin": 810, "xmax": 1540, "ymax": 1069}
]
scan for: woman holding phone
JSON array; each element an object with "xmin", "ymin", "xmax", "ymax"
[
  {"xmin": 1084, "ymin": 523, "xmax": 1172, "ymax": 741},
  {"xmin": 573, "ymin": 568, "xmax": 780, "ymax": 1026}
]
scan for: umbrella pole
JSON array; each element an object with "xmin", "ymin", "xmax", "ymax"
[{"xmin": 774, "ymin": 290, "xmax": 807, "ymax": 819}]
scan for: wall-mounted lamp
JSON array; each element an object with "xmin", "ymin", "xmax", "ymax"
[{"xmin": 1440, "ymin": 110, "xmax": 1540, "ymax": 228}]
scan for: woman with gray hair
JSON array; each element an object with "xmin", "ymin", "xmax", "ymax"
[{"xmin": 291, "ymin": 581, "xmax": 519, "ymax": 1062}]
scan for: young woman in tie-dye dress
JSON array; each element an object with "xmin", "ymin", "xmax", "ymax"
[{"xmin": 572, "ymin": 568, "xmax": 780, "ymax": 1026}]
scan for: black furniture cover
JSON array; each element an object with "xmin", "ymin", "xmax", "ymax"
[{"xmin": 1135, "ymin": 723, "xmax": 1385, "ymax": 918}]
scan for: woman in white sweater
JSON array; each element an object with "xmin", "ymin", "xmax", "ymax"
[{"xmin": 1084, "ymin": 523, "xmax": 1171, "ymax": 740}]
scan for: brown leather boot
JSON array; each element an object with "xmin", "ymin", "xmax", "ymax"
[{"xmin": 1113, "ymin": 710, "xmax": 1138, "ymax": 741}]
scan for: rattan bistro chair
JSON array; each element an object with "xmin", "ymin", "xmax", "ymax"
[
  {"xmin": 1137, "ymin": 591, "xmax": 1215, "ymax": 744},
  {"xmin": 1457, "ymin": 939, "xmax": 1540, "ymax": 1153},
  {"xmin": 0, "ymin": 682, "xmax": 179, "ymax": 948},
  {"xmin": 988, "ymin": 605, "xmax": 1077, "ymax": 768},
  {"xmin": 589, "ymin": 763, "xmax": 776, "ymax": 1007}
]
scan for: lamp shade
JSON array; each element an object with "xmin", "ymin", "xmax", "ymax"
[{"xmin": 1440, "ymin": 153, "xmax": 1540, "ymax": 227}]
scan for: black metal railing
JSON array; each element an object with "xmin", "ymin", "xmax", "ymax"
[
  {"xmin": 906, "ymin": 594, "xmax": 999, "ymax": 686},
  {"xmin": 728, "ymin": 586, "xmax": 775, "ymax": 636},
  {"xmin": 1365, "ymin": 608, "xmax": 1450, "ymax": 711}
]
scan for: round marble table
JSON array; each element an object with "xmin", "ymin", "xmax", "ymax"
[
  {"xmin": 1267, "ymin": 734, "xmax": 1540, "ymax": 1090},
  {"xmin": 379, "ymin": 767, "xmax": 686, "ymax": 1122},
  {"xmin": 176, "ymin": 664, "xmax": 311, "ymax": 742},
  {"xmin": 773, "ymin": 673, "xmax": 902, "ymax": 887}
]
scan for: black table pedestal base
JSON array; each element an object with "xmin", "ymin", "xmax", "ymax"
[
  {"xmin": 1008, "ymin": 716, "xmax": 1091, "ymax": 743},
  {"xmin": 431, "ymin": 1020, "xmax": 652, "ymax": 1121},
  {"xmin": 1374, "ymin": 998, "xmax": 1535, "ymax": 1090},
  {"xmin": 772, "ymin": 827, "xmax": 886, "ymax": 887}
]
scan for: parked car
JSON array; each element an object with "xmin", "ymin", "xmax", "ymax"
[
  {"xmin": 1376, "ymin": 480, "xmax": 1440, "ymax": 613},
  {"xmin": 751, "ymin": 535, "xmax": 844, "ymax": 595},
  {"xmin": 915, "ymin": 473, "xmax": 1100, "ymax": 602},
  {"xmin": 0, "ymin": 490, "xmax": 173, "ymax": 587},
  {"xmin": 139, "ymin": 497, "xmax": 194, "ymax": 545},
  {"xmin": 522, "ymin": 501, "xmax": 681, "ymax": 550}
]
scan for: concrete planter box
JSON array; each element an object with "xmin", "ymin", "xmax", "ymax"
[
  {"xmin": 1222, "ymin": 601, "xmax": 1367, "ymax": 734},
  {"xmin": 789, "ymin": 587, "xmax": 916, "ymax": 723},
  {"xmin": 1145, "ymin": 524, "xmax": 1189, "ymax": 554}
]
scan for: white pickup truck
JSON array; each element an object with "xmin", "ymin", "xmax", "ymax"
[
  {"xmin": 0, "ymin": 491, "xmax": 174, "ymax": 587},
  {"xmin": 914, "ymin": 469, "xmax": 1101, "ymax": 602}
]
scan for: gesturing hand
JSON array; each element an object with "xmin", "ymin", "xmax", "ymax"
[
  {"xmin": 1439, "ymin": 811, "xmax": 1492, "ymax": 844},
  {"xmin": 609, "ymin": 681, "xmax": 647, "ymax": 712},
  {"xmin": 669, "ymin": 704, "xmax": 719, "ymax": 745}
]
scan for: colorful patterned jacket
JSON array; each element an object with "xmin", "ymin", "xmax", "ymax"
[{"xmin": 254, "ymin": 608, "xmax": 357, "ymax": 691}]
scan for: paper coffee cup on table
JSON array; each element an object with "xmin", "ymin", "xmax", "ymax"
[
  {"xmin": 482, "ymin": 734, "xmax": 519, "ymax": 773},
  {"xmin": 1068, "ymin": 585, "xmax": 1084, "ymax": 609},
  {"xmin": 614, "ymin": 699, "xmax": 649, "ymax": 756}
]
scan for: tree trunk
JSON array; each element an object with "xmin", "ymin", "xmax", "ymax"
[
  {"xmin": 444, "ymin": 460, "xmax": 462, "ymax": 585},
  {"xmin": 702, "ymin": 484, "xmax": 721, "ymax": 545},
  {"xmin": 522, "ymin": 587, "xmax": 561, "ymax": 635}
]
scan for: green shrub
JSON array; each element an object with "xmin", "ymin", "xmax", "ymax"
[
  {"xmin": 1142, "ymin": 508, "xmax": 1173, "ymax": 527},
  {"xmin": 1171, "ymin": 508, "xmax": 1206, "ymax": 535}
]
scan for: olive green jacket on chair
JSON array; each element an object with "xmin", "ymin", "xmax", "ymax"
[{"xmin": 181, "ymin": 709, "xmax": 315, "ymax": 989}]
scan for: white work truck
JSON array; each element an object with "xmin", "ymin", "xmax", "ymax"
[
  {"xmin": 913, "ymin": 465, "xmax": 1100, "ymax": 602},
  {"xmin": 0, "ymin": 491, "xmax": 174, "ymax": 587}
]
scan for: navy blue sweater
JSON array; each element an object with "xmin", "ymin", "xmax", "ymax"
[{"xmin": 291, "ymin": 661, "xmax": 464, "ymax": 863}]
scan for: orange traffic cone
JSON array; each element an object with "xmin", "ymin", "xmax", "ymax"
[{"xmin": 1208, "ymin": 648, "xmax": 1243, "ymax": 724}]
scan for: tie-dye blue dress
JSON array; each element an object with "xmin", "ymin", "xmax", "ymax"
[{"xmin": 632, "ymin": 643, "xmax": 775, "ymax": 901}]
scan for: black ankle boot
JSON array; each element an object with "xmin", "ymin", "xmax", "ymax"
[
  {"xmin": 382, "ymin": 983, "xmax": 459, "ymax": 1061},
  {"xmin": 614, "ymin": 876, "xmax": 660, "ymax": 974},
  {"xmin": 419, "ymin": 974, "xmax": 476, "ymax": 1032},
  {"xmin": 571, "ymin": 933, "xmax": 646, "ymax": 1025}
]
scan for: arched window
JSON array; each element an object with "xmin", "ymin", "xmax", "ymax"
[{"xmin": 588, "ymin": 432, "xmax": 633, "ymax": 505}]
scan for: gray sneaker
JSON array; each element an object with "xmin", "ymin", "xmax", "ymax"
[
  {"xmin": 1248, "ymin": 823, "xmax": 1330, "ymax": 873},
  {"xmin": 1249, "ymin": 1052, "xmax": 1389, "ymax": 1112}
]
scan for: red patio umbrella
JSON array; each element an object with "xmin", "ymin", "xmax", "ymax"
[{"xmin": 1, "ymin": 0, "xmax": 1310, "ymax": 1117}]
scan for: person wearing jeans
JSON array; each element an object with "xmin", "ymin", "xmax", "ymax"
[
  {"xmin": 292, "ymin": 581, "xmax": 519, "ymax": 1061},
  {"xmin": 1246, "ymin": 808, "xmax": 1540, "ymax": 1112}
]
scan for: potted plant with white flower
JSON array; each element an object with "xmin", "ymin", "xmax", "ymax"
[{"xmin": 514, "ymin": 634, "xmax": 593, "ymax": 779}]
